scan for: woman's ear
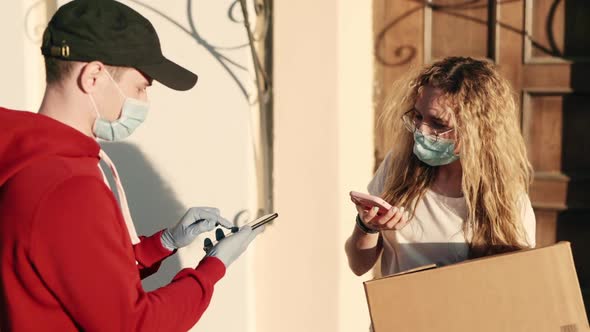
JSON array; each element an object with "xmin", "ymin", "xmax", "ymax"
[{"xmin": 78, "ymin": 61, "xmax": 106, "ymax": 94}]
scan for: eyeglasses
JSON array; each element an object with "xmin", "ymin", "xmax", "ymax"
[{"xmin": 401, "ymin": 109, "xmax": 455, "ymax": 142}]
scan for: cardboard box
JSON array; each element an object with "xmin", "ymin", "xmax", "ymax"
[{"xmin": 364, "ymin": 242, "xmax": 589, "ymax": 332}]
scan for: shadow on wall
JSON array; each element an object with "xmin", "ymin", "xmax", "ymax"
[{"xmin": 100, "ymin": 142, "xmax": 185, "ymax": 292}]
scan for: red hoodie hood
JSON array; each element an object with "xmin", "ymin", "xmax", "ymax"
[{"xmin": 0, "ymin": 107, "xmax": 100, "ymax": 186}]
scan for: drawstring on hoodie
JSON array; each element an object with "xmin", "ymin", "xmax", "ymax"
[{"xmin": 97, "ymin": 149, "xmax": 140, "ymax": 244}]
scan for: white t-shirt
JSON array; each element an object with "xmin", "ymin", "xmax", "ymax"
[{"xmin": 367, "ymin": 152, "xmax": 536, "ymax": 276}]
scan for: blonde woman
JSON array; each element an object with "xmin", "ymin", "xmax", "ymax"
[{"xmin": 345, "ymin": 56, "xmax": 536, "ymax": 277}]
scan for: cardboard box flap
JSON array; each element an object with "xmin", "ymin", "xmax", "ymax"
[
  {"xmin": 365, "ymin": 241, "xmax": 575, "ymax": 286},
  {"xmin": 379, "ymin": 264, "xmax": 437, "ymax": 279},
  {"xmin": 389, "ymin": 264, "xmax": 437, "ymax": 277},
  {"xmin": 364, "ymin": 241, "xmax": 588, "ymax": 332}
]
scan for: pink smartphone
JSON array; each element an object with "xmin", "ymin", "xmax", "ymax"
[{"xmin": 349, "ymin": 191, "xmax": 392, "ymax": 215}]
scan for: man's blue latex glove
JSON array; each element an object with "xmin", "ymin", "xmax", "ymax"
[
  {"xmin": 161, "ymin": 207, "xmax": 233, "ymax": 251},
  {"xmin": 204, "ymin": 225, "xmax": 264, "ymax": 268}
]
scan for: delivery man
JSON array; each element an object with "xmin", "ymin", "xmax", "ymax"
[{"xmin": 0, "ymin": 0, "xmax": 263, "ymax": 330}]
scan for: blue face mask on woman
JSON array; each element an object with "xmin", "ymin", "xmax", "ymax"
[
  {"xmin": 413, "ymin": 131, "xmax": 459, "ymax": 166},
  {"xmin": 88, "ymin": 71, "xmax": 149, "ymax": 141}
]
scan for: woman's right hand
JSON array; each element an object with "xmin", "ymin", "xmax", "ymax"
[{"xmin": 355, "ymin": 204, "xmax": 409, "ymax": 232}]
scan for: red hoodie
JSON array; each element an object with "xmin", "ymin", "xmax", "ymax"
[{"xmin": 0, "ymin": 107, "xmax": 225, "ymax": 331}]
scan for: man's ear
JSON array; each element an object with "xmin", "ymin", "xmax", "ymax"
[{"xmin": 78, "ymin": 61, "xmax": 106, "ymax": 94}]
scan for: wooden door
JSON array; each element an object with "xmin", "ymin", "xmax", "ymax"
[{"xmin": 373, "ymin": 0, "xmax": 590, "ymax": 313}]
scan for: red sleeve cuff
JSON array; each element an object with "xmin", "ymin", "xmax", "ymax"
[
  {"xmin": 134, "ymin": 229, "xmax": 174, "ymax": 268},
  {"xmin": 195, "ymin": 257, "xmax": 226, "ymax": 284}
]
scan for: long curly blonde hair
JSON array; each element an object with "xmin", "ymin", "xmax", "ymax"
[{"xmin": 378, "ymin": 56, "xmax": 533, "ymax": 258}]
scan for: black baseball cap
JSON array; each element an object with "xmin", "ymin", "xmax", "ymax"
[{"xmin": 41, "ymin": 0, "xmax": 198, "ymax": 91}]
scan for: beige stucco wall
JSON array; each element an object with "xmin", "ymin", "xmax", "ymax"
[
  {"xmin": 254, "ymin": 0, "xmax": 375, "ymax": 331},
  {"xmin": 1, "ymin": 1, "xmax": 375, "ymax": 331}
]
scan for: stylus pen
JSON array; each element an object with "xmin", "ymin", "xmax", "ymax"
[{"xmin": 252, "ymin": 213, "xmax": 279, "ymax": 230}]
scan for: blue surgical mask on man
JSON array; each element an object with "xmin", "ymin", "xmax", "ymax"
[
  {"xmin": 88, "ymin": 71, "xmax": 149, "ymax": 141},
  {"xmin": 413, "ymin": 131, "xmax": 459, "ymax": 166}
]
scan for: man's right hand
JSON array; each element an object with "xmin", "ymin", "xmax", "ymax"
[
  {"xmin": 161, "ymin": 207, "xmax": 233, "ymax": 251},
  {"xmin": 204, "ymin": 225, "xmax": 264, "ymax": 268}
]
